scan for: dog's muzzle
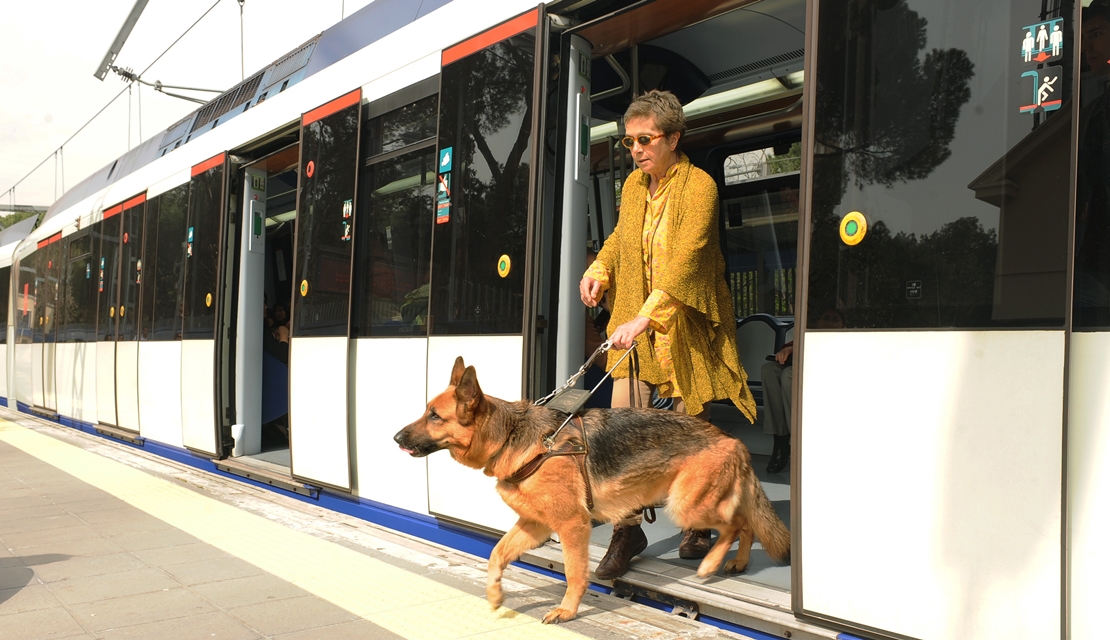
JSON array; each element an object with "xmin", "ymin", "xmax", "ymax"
[{"xmin": 393, "ymin": 425, "xmax": 441, "ymax": 457}]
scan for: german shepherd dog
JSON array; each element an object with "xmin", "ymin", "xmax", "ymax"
[{"xmin": 394, "ymin": 357, "xmax": 790, "ymax": 624}]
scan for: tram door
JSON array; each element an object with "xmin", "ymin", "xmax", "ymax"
[
  {"xmin": 115, "ymin": 195, "xmax": 145, "ymax": 432},
  {"xmin": 423, "ymin": 7, "xmax": 565, "ymax": 532},
  {"xmin": 180, "ymin": 154, "xmax": 229, "ymax": 456},
  {"xmin": 95, "ymin": 203, "xmax": 124, "ymax": 426},
  {"xmin": 797, "ymin": 1, "xmax": 1071, "ymax": 638},
  {"xmin": 288, "ymin": 90, "xmax": 361, "ymax": 491},
  {"xmin": 36, "ymin": 233, "xmax": 61, "ymax": 412}
]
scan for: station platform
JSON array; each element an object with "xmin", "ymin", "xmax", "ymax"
[{"xmin": 0, "ymin": 409, "xmax": 751, "ymax": 640}]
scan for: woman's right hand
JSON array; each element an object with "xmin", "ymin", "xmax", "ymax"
[{"xmin": 580, "ymin": 276, "xmax": 602, "ymax": 307}]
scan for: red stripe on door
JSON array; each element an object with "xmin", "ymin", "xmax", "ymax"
[
  {"xmin": 303, "ymin": 89, "xmax": 361, "ymax": 126},
  {"xmin": 123, "ymin": 193, "xmax": 146, "ymax": 209},
  {"xmin": 103, "ymin": 204, "xmax": 124, "ymax": 219},
  {"xmin": 37, "ymin": 232, "xmax": 62, "ymax": 248},
  {"xmin": 442, "ymin": 9, "xmax": 538, "ymax": 66},
  {"xmin": 191, "ymin": 153, "xmax": 225, "ymax": 177}
]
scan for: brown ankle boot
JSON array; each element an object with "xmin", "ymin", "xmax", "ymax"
[
  {"xmin": 678, "ymin": 529, "xmax": 712, "ymax": 559},
  {"xmin": 594, "ymin": 524, "xmax": 648, "ymax": 580}
]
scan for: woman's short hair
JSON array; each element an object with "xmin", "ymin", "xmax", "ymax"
[{"xmin": 624, "ymin": 90, "xmax": 687, "ymax": 136}]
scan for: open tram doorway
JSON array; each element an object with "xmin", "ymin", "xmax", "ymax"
[
  {"xmin": 554, "ymin": 0, "xmax": 806, "ymax": 598},
  {"xmin": 231, "ymin": 137, "xmax": 300, "ymax": 472}
]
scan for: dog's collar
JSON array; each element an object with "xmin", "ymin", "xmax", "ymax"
[{"xmin": 501, "ymin": 415, "xmax": 593, "ymax": 509}]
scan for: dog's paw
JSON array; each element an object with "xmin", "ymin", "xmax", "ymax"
[
  {"xmin": 542, "ymin": 607, "xmax": 577, "ymax": 624},
  {"xmin": 724, "ymin": 559, "xmax": 748, "ymax": 574},
  {"xmin": 486, "ymin": 584, "xmax": 504, "ymax": 611}
]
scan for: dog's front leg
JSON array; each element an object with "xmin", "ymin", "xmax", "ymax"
[
  {"xmin": 544, "ymin": 519, "xmax": 592, "ymax": 624},
  {"xmin": 486, "ymin": 519, "xmax": 551, "ymax": 611}
]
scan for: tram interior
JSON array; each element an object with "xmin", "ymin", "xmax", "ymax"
[
  {"xmin": 577, "ymin": 0, "xmax": 804, "ymax": 592},
  {"xmin": 238, "ymin": 139, "xmax": 301, "ymax": 469}
]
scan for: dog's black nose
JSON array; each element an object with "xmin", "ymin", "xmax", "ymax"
[{"xmin": 393, "ymin": 429, "xmax": 405, "ymax": 445}]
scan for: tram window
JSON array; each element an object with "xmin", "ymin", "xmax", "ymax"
[
  {"xmin": 17, "ymin": 254, "xmax": 36, "ymax": 344},
  {"xmin": 40, "ymin": 242, "xmax": 60, "ymax": 344},
  {"xmin": 363, "ymin": 95, "xmax": 437, "ymax": 158},
  {"xmin": 719, "ymin": 141, "xmax": 801, "ymax": 319},
  {"xmin": 118, "ymin": 203, "xmax": 143, "ymax": 341},
  {"xmin": 0, "ymin": 266, "xmax": 9, "ymax": 344},
  {"xmin": 97, "ymin": 215, "xmax": 122, "ymax": 341},
  {"xmin": 352, "ymin": 148, "xmax": 434, "ymax": 337},
  {"xmin": 431, "ymin": 30, "xmax": 536, "ymax": 335},
  {"xmin": 294, "ymin": 100, "xmax": 359, "ymax": 338},
  {"xmin": 139, "ymin": 197, "xmax": 159, "ymax": 340},
  {"xmin": 151, "ymin": 185, "xmax": 188, "ymax": 340},
  {"xmin": 807, "ymin": 0, "xmax": 1071, "ymax": 329},
  {"xmin": 63, "ymin": 234, "xmax": 94, "ymax": 343},
  {"xmin": 183, "ymin": 165, "xmax": 223, "ymax": 339},
  {"xmin": 1075, "ymin": 3, "xmax": 1110, "ymax": 330}
]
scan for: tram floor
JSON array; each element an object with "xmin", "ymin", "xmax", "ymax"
[{"xmin": 0, "ymin": 409, "xmax": 749, "ymax": 640}]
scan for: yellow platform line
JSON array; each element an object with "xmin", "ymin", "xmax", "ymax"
[{"xmin": 0, "ymin": 419, "xmax": 582, "ymax": 639}]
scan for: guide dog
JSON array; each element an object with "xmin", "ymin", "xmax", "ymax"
[{"xmin": 393, "ymin": 357, "xmax": 790, "ymax": 624}]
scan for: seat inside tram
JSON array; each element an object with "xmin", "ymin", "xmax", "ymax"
[{"xmin": 577, "ymin": 0, "xmax": 804, "ymax": 592}]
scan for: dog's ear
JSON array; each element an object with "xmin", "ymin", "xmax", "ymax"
[
  {"xmin": 450, "ymin": 356, "xmax": 466, "ymax": 386},
  {"xmin": 454, "ymin": 365, "xmax": 484, "ymax": 424}
]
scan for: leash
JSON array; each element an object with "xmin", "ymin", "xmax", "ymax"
[{"xmin": 535, "ymin": 339, "xmax": 638, "ymax": 447}]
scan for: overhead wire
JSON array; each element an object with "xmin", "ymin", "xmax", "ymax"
[{"xmin": 2, "ymin": 0, "xmax": 224, "ymax": 205}]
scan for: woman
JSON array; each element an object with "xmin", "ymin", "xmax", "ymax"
[{"xmin": 580, "ymin": 90, "xmax": 757, "ymax": 579}]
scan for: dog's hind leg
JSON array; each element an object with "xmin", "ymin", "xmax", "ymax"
[
  {"xmin": 696, "ymin": 526, "xmax": 740, "ymax": 578},
  {"xmin": 487, "ymin": 519, "xmax": 551, "ymax": 612},
  {"xmin": 543, "ymin": 519, "xmax": 593, "ymax": 624},
  {"xmin": 724, "ymin": 520, "xmax": 755, "ymax": 574}
]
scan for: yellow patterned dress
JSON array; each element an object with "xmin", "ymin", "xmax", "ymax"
[{"xmin": 584, "ymin": 154, "xmax": 756, "ymax": 421}]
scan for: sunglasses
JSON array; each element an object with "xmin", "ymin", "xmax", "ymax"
[{"xmin": 620, "ymin": 132, "xmax": 666, "ymax": 149}]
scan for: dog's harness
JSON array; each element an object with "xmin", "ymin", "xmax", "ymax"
[
  {"xmin": 504, "ymin": 339, "xmax": 639, "ymax": 511},
  {"xmin": 501, "ymin": 415, "xmax": 593, "ymax": 510}
]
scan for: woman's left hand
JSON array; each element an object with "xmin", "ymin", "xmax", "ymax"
[{"xmin": 608, "ymin": 315, "xmax": 651, "ymax": 350}]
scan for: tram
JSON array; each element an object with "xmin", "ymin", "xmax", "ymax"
[{"xmin": 3, "ymin": 0, "xmax": 1106, "ymax": 638}]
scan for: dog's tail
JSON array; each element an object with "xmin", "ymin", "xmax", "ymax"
[{"xmin": 740, "ymin": 462, "xmax": 791, "ymax": 563}]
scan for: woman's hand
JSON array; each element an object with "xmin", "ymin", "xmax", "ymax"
[
  {"xmin": 775, "ymin": 344, "xmax": 793, "ymax": 365},
  {"xmin": 580, "ymin": 276, "xmax": 603, "ymax": 307},
  {"xmin": 608, "ymin": 315, "xmax": 651, "ymax": 350}
]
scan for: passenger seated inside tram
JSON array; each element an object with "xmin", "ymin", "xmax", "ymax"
[
  {"xmin": 261, "ymin": 300, "xmax": 289, "ymax": 442},
  {"xmin": 761, "ymin": 306, "xmax": 844, "ymax": 474}
]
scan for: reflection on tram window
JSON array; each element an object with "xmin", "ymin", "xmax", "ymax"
[
  {"xmin": 294, "ymin": 102, "xmax": 359, "ymax": 338},
  {"xmin": 62, "ymin": 234, "xmax": 94, "ymax": 343},
  {"xmin": 17, "ymin": 253, "xmax": 35, "ymax": 344},
  {"xmin": 41, "ymin": 241, "xmax": 60, "ymax": 344},
  {"xmin": 1075, "ymin": 2, "xmax": 1110, "ymax": 329},
  {"xmin": 118, "ymin": 202, "xmax": 143, "ymax": 341},
  {"xmin": 432, "ymin": 31, "xmax": 536, "ymax": 335},
  {"xmin": 183, "ymin": 165, "xmax": 223, "ymax": 339},
  {"xmin": 97, "ymin": 215, "xmax": 121, "ymax": 341},
  {"xmin": 0, "ymin": 266, "xmax": 8, "ymax": 345},
  {"xmin": 808, "ymin": 0, "xmax": 1072, "ymax": 329},
  {"xmin": 352, "ymin": 149, "xmax": 434, "ymax": 337},
  {"xmin": 150, "ymin": 185, "xmax": 188, "ymax": 341},
  {"xmin": 364, "ymin": 95, "xmax": 437, "ymax": 158}
]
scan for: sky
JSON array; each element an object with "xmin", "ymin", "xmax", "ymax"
[{"xmin": 1, "ymin": 0, "xmax": 377, "ymax": 210}]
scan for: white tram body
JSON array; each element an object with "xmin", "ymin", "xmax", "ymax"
[{"xmin": 5, "ymin": 0, "xmax": 1109, "ymax": 638}]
